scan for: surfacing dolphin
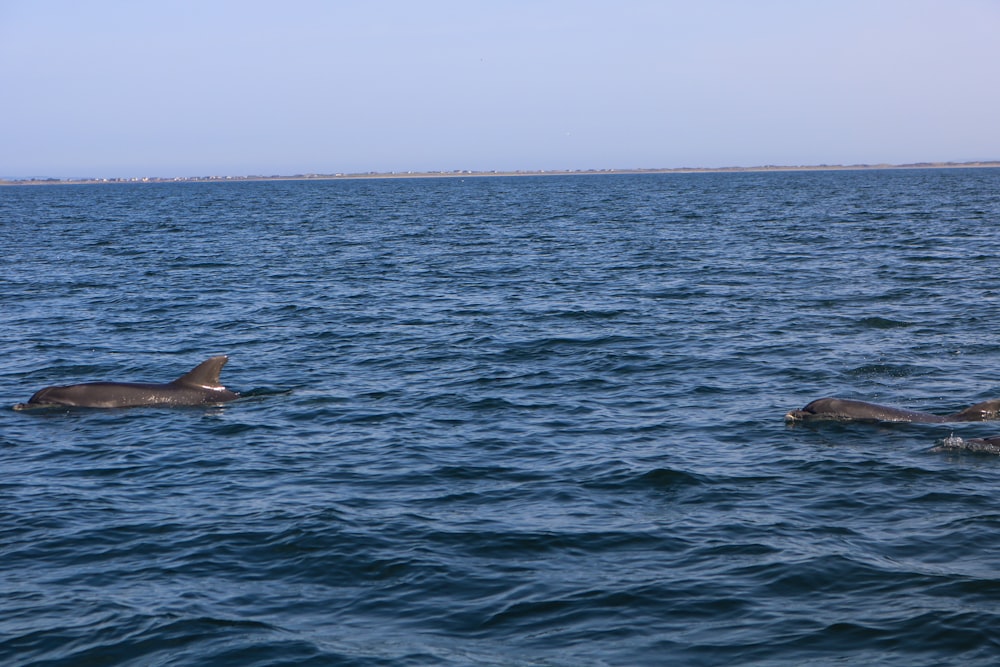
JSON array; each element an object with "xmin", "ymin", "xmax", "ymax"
[
  {"xmin": 13, "ymin": 355, "xmax": 240, "ymax": 410},
  {"xmin": 932, "ymin": 435, "xmax": 1000, "ymax": 455},
  {"xmin": 785, "ymin": 397, "xmax": 1000, "ymax": 424}
]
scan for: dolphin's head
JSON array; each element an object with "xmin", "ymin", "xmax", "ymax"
[
  {"xmin": 784, "ymin": 397, "xmax": 857, "ymax": 422},
  {"xmin": 14, "ymin": 385, "xmax": 85, "ymax": 409},
  {"xmin": 784, "ymin": 408, "xmax": 812, "ymax": 421},
  {"xmin": 784, "ymin": 398, "xmax": 830, "ymax": 421}
]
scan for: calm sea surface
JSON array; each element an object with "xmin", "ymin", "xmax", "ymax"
[{"xmin": 2, "ymin": 169, "xmax": 1000, "ymax": 666}]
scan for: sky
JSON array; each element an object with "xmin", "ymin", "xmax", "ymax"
[{"xmin": 2, "ymin": 0, "xmax": 999, "ymax": 178}]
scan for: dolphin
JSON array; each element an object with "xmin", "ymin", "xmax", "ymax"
[
  {"xmin": 784, "ymin": 397, "xmax": 1000, "ymax": 423},
  {"xmin": 932, "ymin": 435, "xmax": 1000, "ymax": 455},
  {"xmin": 13, "ymin": 355, "xmax": 240, "ymax": 410}
]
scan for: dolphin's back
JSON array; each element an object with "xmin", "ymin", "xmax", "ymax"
[
  {"xmin": 786, "ymin": 397, "xmax": 948, "ymax": 423},
  {"xmin": 785, "ymin": 396, "xmax": 1000, "ymax": 424},
  {"xmin": 948, "ymin": 399, "xmax": 1000, "ymax": 422},
  {"xmin": 13, "ymin": 356, "xmax": 239, "ymax": 410}
]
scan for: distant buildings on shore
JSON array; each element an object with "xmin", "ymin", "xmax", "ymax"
[{"xmin": 4, "ymin": 162, "xmax": 1000, "ymax": 185}]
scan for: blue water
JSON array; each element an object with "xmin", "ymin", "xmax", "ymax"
[{"xmin": 3, "ymin": 169, "xmax": 1000, "ymax": 666}]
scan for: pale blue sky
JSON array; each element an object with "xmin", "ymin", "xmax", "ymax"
[{"xmin": 2, "ymin": 0, "xmax": 998, "ymax": 178}]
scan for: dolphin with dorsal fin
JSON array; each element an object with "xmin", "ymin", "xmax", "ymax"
[
  {"xmin": 784, "ymin": 396, "xmax": 1000, "ymax": 423},
  {"xmin": 12, "ymin": 355, "xmax": 240, "ymax": 410}
]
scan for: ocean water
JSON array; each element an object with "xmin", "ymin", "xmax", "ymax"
[{"xmin": 2, "ymin": 169, "xmax": 1000, "ymax": 666}]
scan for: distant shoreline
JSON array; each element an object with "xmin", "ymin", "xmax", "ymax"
[{"xmin": 3, "ymin": 161, "xmax": 1000, "ymax": 186}]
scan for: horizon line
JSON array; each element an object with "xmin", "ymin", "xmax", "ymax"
[{"xmin": 4, "ymin": 160, "xmax": 1000, "ymax": 185}]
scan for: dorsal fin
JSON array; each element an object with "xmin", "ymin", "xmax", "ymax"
[{"xmin": 172, "ymin": 355, "xmax": 228, "ymax": 388}]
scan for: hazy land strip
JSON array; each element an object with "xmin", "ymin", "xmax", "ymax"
[{"xmin": 4, "ymin": 161, "xmax": 1000, "ymax": 185}]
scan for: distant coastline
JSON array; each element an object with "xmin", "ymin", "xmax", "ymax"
[{"xmin": 3, "ymin": 160, "xmax": 1000, "ymax": 186}]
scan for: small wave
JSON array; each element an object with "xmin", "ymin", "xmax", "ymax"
[
  {"xmin": 548, "ymin": 308, "xmax": 631, "ymax": 321},
  {"xmin": 634, "ymin": 467, "xmax": 707, "ymax": 490},
  {"xmin": 847, "ymin": 363, "xmax": 926, "ymax": 378},
  {"xmin": 857, "ymin": 316, "xmax": 913, "ymax": 329},
  {"xmin": 1, "ymin": 612, "xmax": 286, "ymax": 667}
]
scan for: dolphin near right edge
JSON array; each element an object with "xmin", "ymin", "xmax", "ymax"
[
  {"xmin": 932, "ymin": 435, "xmax": 1000, "ymax": 455},
  {"xmin": 784, "ymin": 397, "xmax": 1000, "ymax": 424}
]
